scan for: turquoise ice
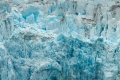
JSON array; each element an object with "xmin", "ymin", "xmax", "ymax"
[{"xmin": 0, "ymin": 0, "xmax": 120, "ymax": 80}]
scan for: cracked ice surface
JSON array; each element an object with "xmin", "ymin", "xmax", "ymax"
[{"xmin": 0, "ymin": 0, "xmax": 120, "ymax": 80}]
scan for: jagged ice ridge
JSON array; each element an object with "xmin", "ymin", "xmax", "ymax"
[{"xmin": 0, "ymin": 0, "xmax": 120, "ymax": 80}]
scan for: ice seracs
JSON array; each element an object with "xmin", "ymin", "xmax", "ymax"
[{"xmin": 0, "ymin": 0, "xmax": 120, "ymax": 80}]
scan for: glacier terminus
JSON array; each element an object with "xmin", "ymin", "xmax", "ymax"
[{"xmin": 0, "ymin": 0, "xmax": 120, "ymax": 80}]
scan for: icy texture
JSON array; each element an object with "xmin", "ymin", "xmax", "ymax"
[{"xmin": 0, "ymin": 0, "xmax": 120, "ymax": 80}]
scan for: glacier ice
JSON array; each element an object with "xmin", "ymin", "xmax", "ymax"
[{"xmin": 0, "ymin": 0, "xmax": 120, "ymax": 80}]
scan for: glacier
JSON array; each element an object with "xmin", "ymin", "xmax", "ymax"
[{"xmin": 0, "ymin": 0, "xmax": 120, "ymax": 80}]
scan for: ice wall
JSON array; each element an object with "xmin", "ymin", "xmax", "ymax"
[{"xmin": 0, "ymin": 0, "xmax": 120, "ymax": 80}]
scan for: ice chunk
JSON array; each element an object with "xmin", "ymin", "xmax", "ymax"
[
  {"xmin": 0, "ymin": 2, "xmax": 11, "ymax": 13},
  {"xmin": 22, "ymin": 6, "xmax": 39, "ymax": 22}
]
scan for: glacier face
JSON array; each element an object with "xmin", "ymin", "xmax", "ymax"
[{"xmin": 0, "ymin": 0, "xmax": 120, "ymax": 80}]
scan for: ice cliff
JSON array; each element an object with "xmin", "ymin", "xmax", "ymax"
[{"xmin": 0, "ymin": 0, "xmax": 120, "ymax": 80}]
